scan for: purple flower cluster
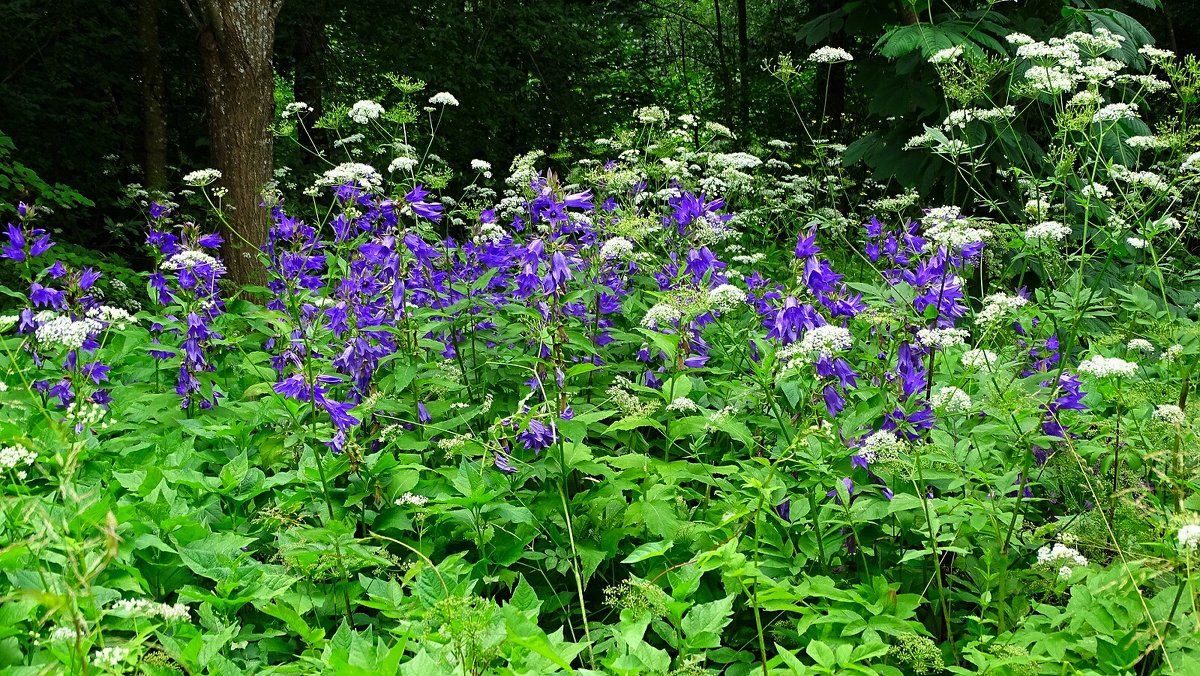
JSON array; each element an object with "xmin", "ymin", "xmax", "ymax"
[
  {"xmin": 3, "ymin": 204, "xmax": 123, "ymax": 417},
  {"xmin": 145, "ymin": 207, "xmax": 227, "ymax": 409}
]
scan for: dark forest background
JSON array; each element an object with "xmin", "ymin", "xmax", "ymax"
[{"xmin": 1, "ymin": 0, "xmax": 1195, "ymax": 270}]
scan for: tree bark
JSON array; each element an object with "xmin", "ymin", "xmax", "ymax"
[
  {"xmin": 139, "ymin": 0, "xmax": 169, "ymax": 192},
  {"xmin": 185, "ymin": 0, "xmax": 280, "ymax": 287}
]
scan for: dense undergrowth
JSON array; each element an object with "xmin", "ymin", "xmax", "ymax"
[{"xmin": 3, "ymin": 18, "xmax": 1200, "ymax": 676}]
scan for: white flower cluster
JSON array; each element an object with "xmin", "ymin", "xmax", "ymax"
[
  {"xmin": 1161, "ymin": 344, "xmax": 1184, "ymax": 364},
  {"xmin": 0, "ymin": 314, "xmax": 18, "ymax": 332},
  {"xmin": 916, "ymin": 327, "xmax": 969, "ymax": 350},
  {"xmin": 798, "ymin": 325, "xmax": 854, "ymax": 358},
  {"xmin": 182, "ymin": 168, "xmax": 221, "ymax": 186},
  {"xmin": 110, "ymin": 598, "xmax": 191, "ymax": 622},
  {"xmin": 163, "ymin": 249, "xmax": 226, "ymax": 274},
  {"xmin": 929, "ymin": 46, "xmax": 964, "ymax": 64},
  {"xmin": 709, "ymin": 152, "xmax": 762, "ymax": 171},
  {"xmin": 1092, "ymin": 102, "xmax": 1139, "ymax": 124},
  {"xmin": 348, "ymin": 100, "xmax": 384, "ymax": 124},
  {"xmin": 976, "ymin": 293, "xmax": 1028, "ymax": 325},
  {"xmin": 808, "ymin": 46, "xmax": 854, "ymax": 64},
  {"xmin": 922, "ymin": 208, "xmax": 991, "ymax": 248},
  {"xmin": 1181, "ymin": 151, "xmax": 1200, "ymax": 173},
  {"xmin": 599, "ymin": 237, "xmax": 635, "ymax": 261},
  {"xmin": 66, "ymin": 400, "xmax": 109, "ymax": 431},
  {"xmin": 1139, "ymin": 45, "xmax": 1175, "ymax": 62},
  {"xmin": 428, "ymin": 92, "xmax": 459, "ymax": 106},
  {"xmin": 470, "ymin": 159, "xmax": 492, "ymax": 173},
  {"xmin": 34, "ymin": 313, "xmax": 103, "ymax": 351},
  {"xmin": 707, "ymin": 284, "xmax": 746, "ymax": 312},
  {"xmin": 1080, "ymin": 182, "xmax": 1112, "ymax": 200},
  {"xmin": 942, "ymin": 106, "xmax": 1016, "ymax": 129},
  {"xmin": 1110, "ymin": 165, "xmax": 1170, "ymax": 193},
  {"xmin": 642, "ymin": 302, "xmax": 682, "ymax": 329},
  {"xmin": 1037, "ymin": 543, "xmax": 1088, "ymax": 580},
  {"xmin": 282, "ymin": 101, "xmax": 311, "ymax": 118},
  {"xmin": 1126, "ymin": 338, "xmax": 1154, "ymax": 354},
  {"xmin": 1024, "ymin": 65, "xmax": 1080, "ymax": 94},
  {"xmin": 1, "ymin": 444, "xmax": 36, "ymax": 477},
  {"xmin": 48, "ymin": 626, "xmax": 82, "ymax": 641},
  {"xmin": 320, "ymin": 162, "xmax": 381, "ymax": 188},
  {"xmin": 388, "ymin": 157, "xmax": 418, "ymax": 173},
  {"xmin": 859, "ymin": 430, "xmax": 906, "ymax": 463},
  {"xmin": 332, "ymin": 133, "xmax": 364, "ymax": 148},
  {"xmin": 666, "ymin": 397, "xmax": 700, "ymax": 413},
  {"xmin": 1124, "ymin": 135, "xmax": 1170, "ymax": 150},
  {"xmin": 86, "ymin": 305, "xmax": 137, "ymax": 329},
  {"xmin": 475, "ymin": 221, "xmax": 507, "ymax": 245},
  {"xmin": 92, "ymin": 646, "xmax": 130, "ymax": 669},
  {"xmin": 607, "ymin": 377, "xmax": 660, "ymax": 418},
  {"xmin": 1024, "ymin": 220, "xmax": 1071, "ymax": 243},
  {"xmin": 394, "ymin": 492, "xmax": 429, "ymax": 507},
  {"xmin": 634, "ymin": 105, "xmax": 669, "ymax": 124},
  {"xmin": 1153, "ymin": 404, "xmax": 1186, "ymax": 426},
  {"xmin": 1077, "ymin": 354, "xmax": 1138, "ymax": 378},
  {"xmin": 961, "ymin": 348, "xmax": 999, "ymax": 369},
  {"xmin": 1178, "ymin": 524, "xmax": 1200, "ymax": 550},
  {"xmin": 931, "ymin": 386, "xmax": 972, "ymax": 412}
]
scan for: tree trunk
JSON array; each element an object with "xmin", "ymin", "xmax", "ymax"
[
  {"xmin": 139, "ymin": 0, "xmax": 169, "ymax": 192},
  {"xmin": 735, "ymin": 0, "xmax": 749, "ymax": 139},
  {"xmin": 188, "ymin": 0, "xmax": 279, "ymax": 287}
]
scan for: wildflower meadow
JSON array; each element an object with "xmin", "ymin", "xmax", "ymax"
[{"xmin": 2, "ymin": 1, "xmax": 1200, "ymax": 674}]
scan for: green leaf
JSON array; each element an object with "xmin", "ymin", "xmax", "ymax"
[
  {"xmin": 681, "ymin": 595, "xmax": 735, "ymax": 649},
  {"xmin": 621, "ymin": 540, "xmax": 673, "ymax": 564}
]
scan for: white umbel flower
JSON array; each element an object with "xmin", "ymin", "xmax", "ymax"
[
  {"xmin": 394, "ymin": 492, "xmax": 429, "ymax": 507},
  {"xmin": 808, "ymin": 46, "xmax": 854, "ymax": 64},
  {"xmin": 798, "ymin": 325, "xmax": 854, "ymax": 358},
  {"xmin": 1077, "ymin": 354, "xmax": 1138, "ymax": 378},
  {"xmin": 859, "ymin": 430, "xmax": 906, "ymax": 463},
  {"xmin": 598, "ymin": 237, "xmax": 635, "ymax": 261},
  {"xmin": 388, "ymin": 157, "xmax": 418, "ymax": 173},
  {"xmin": 1024, "ymin": 220, "xmax": 1071, "ymax": 242},
  {"xmin": 976, "ymin": 293, "xmax": 1028, "ymax": 325},
  {"xmin": 642, "ymin": 302, "xmax": 683, "ymax": 328},
  {"xmin": 707, "ymin": 284, "xmax": 746, "ymax": 312},
  {"xmin": 916, "ymin": 327, "xmax": 969, "ymax": 350},
  {"xmin": 92, "ymin": 646, "xmax": 130, "ymax": 669},
  {"xmin": 1153, "ymin": 404, "xmax": 1186, "ymax": 426},
  {"xmin": 348, "ymin": 100, "xmax": 384, "ymax": 124},
  {"xmin": 0, "ymin": 443, "xmax": 36, "ymax": 470},
  {"xmin": 1177, "ymin": 524, "xmax": 1200, "ymax": 550},
  {"xmin": 182, "ymin": 168, "xmax": 221, "ymax": 186},
  {"xmin": 1126, "ymin": 338, "xmax": 1154, "ymax": 354},
  {"xmin": 163, "ymin": 249, "xmax": 225, "ymax": 274},
  {"xmin": 428, "ymin": 92, "xmax": 460, "ymax": 106},
  {"xmin": 961, "ymin": 349, "xmax": 999, "ymax": 369},
  {"xmin": 34, "ymin": 314, "xmax": 103, "ymax": 351},
  {"xmin": 470, "ymin": 159, "xmax": 492, "ymax": 173},
  {"xmin": 931, "ymin": 386, "xmax": 972, "ymax": 412},
  {"xmin": 929, "ymin": 46, "xmax": 964, "ymax": 64},
  {"xmin": 666, "ymin": 397, "xmax": 700, "ymax": 413},
  {"xmin": 320, "ymin": 162, "xmax": 381, "ymax": 188},
  {"xmin": 110, "ymin": 598, "xmax": 191, "ymax": 622},
  {"xmin": 1037, "ymin": 543, "xmax": 1088, "ymax": 579}
]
